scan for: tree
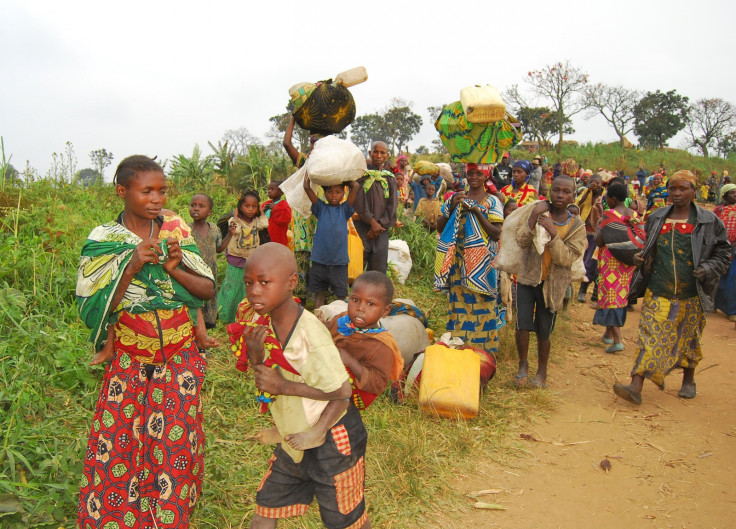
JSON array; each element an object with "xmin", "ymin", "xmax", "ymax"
[
  {"xmin": 584, "ymin": 84, "xmax": 641, "ymax": 148},
  {"xmin": 633, "ymin": 90, "xmax": 689, "ymax": 149},
  {"xmin": 89, "ymin": 148, "xmax": 113, "ymax": 182},
  {"xmin": 523, "ymin": 61, "xmax": 589, "ymax": 153},
  {"xmin": 266, "ymin": 113, "xmax": 310, "ymax": 154},
  {"xmin": 684, "ymin": 98, "xmax": 736, "ymax": 158},
  {"xmin": 518, "ymin": 107, "xmax": 572, "ymax": 147},
  {"xmin": 350, "ymin": 114, "xmax": 383, "ymax": 152},
  {"xmin": 168, "ymin": 145, "xmax": 214, "ymax": 190},
  {"xmin": 76, "ymin": 168, "xmax": 100, "ymax": 187},
  {"xmin": 208, "ymin": 140, "xmax": 235, "ymax": 180},
  {"xmin": 221, "ymin": 127, "xmax": 262, "ymax": 156},
  {"xmin": 381, "ymin": 98, "xmax": 422, "ymax": 155},
  {"xmin": 717, "ymin": 130, "xmax": 736, "ymax": 158}
]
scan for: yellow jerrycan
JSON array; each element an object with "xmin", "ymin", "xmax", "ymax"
[{"xmin": 419, "ymin": 344, "xmax": 480, "ymax": 419}]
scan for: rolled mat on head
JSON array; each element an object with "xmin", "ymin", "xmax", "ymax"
[{"xmin": 598, "ymin": 210, "xmax": 646, "ymax": 266}]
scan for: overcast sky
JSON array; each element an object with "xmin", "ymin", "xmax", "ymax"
[{"xmin": 2, "ymin": 0, "xmax": 735, "ymax": 177}]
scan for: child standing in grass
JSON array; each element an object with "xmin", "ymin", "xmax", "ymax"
[
  {"xmin": 513, "ymin": 175, "xmax": 586, "ymax": 388},
  {"xmin": 262, "ymin": 180, "xmax": 292, "ymax": 247},
  {"xmin": 413, "ymin": 182, "xmax": 442, "ymax": 230},
  {"xmin": 303, "ymin": 175, "xmax": 359, "ymax": 309},
  {"xmin": 227, "ymin": 243, "xmax": 371, "ymax": 529},
  {"xmin": 76, "ymin": 155, "xmax": 215, "ymax": 528},
  {"xmin": 190, "ymin": 193, "xmax": 222, "ymax": 329},
  {"xmin": 218, "ymin": 191, "xmax": 268, "ymax": 324}
]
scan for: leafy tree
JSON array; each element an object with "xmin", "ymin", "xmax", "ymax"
[
  {"xmin": 221, "ymin": 127, "xmax": 261, "ymax": 156},
  {"xmin": 684, "ymin": 98, "xmax": 736, "ymax": 158},
  {"xmin": 717, "ymin": 130, "xmax": 736, "ymax": 158},
  {"xmin": 168, "ymin": 145, "xmax": 214, "ymax": 190},
  {"xmin": 584, "ymin": 84, "xmax": 640, "ymax": 148},
  {"xmin": 415, "ymin": 145, "xmax": 429, "ymax": 155},
  {"xmin": 520, "ymin": 61, "xmax": 589, "ymax": 153},
  {"xmin": 517, "ymin": 107, "xmax": 572, "ymax": 147},
  {"xmin": 208, "ymin": 140, "xmax": 236, "ymax": 180},
  {"xmin": 89, "ymin": 148, "xmax": 113, "ymax": 182},
  {"xmin": 76, "ymin": 168, "xmax": 100, "ymax": 187},
  {"xmin": 431, "ymin": 138, "xmax": 448, "ymax": 154},
  {"xmin": 381, "ymin": 99, "xmax": 422, "ymax": 155},
  {"xmin": 427, "ymin": 105, "xmax": 444, "ymax": 123},
  {"xmin": 350, "ymin": 114, "xmax": 384, "ymax": 152},
  {"xmin": 633, "ymin": 90, "xmax": 689, "ymax": 149},
  {"xmin": 267, "ymin": 113, "xmax": 310, "ymax": 154}
]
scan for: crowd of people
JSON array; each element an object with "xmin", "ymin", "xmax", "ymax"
[{"xmin": 73, "ymin": 137, "xmax": 735, "ymax": 527}]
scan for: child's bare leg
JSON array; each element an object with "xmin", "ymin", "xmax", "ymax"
[
  {"xmin": 250, "ymin": 514, "xmax": 277, "ymax": 529},
  {"xmin": 254, "ymin": 427, "xmax": 283, "ymax": 445},
  {"xmin": 611, "ymin": 326, "xmax": 622, "ymax": 343},
  {"xmin": 90, "ymin": 328, "xmax": 116, "ymax": 366},
  {"xmin": 284, "ymin": 399, "xmax": 349, "ymax": 451},
  {"xmin": 532, "ymin": 338, "xmax": 551, "ymax": 386},
  {"xmin": 515, "ymin": 329, "xmax": 530, "ymax": 382}
]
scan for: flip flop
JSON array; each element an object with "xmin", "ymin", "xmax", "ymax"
[
  {"xmin": 678, "ymin": 382, "xmax": 696, "ymax": 399},
  {"xmin": 613, "ymin": 383, "xmax": 642, "ymax": 405},
  {"xmin": 513, "ymin": 374, "xmax": 528, "ymax": 388},
  {"xmin": 602, "ymin": 335, "xmax": 614, "ymax": 345},
  {"xmin": 605, "ymin": 342, "xmax": 624, "ymax": 353},
  {"xmin": 530, "ymin": 378, "xmax": 548, "ymax": 389}
]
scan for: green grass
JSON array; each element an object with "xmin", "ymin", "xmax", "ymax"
[{"xmin": 0, "ymin": 176, "xmax": 560, "ymax": 528}]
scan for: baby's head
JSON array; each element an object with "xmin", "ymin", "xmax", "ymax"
[
  {"xmin": 243, "ymin": 243, "xmax": 298, "ymax": 315},
  {"xmin": 567, "ymin": 203, "xmax": 581, "ymax": 217},
  {"xmin": 190, "ymin": 193, "xmax": 213, "ymax": 222},
  {"xmin": 322, "ymin": 184, "xmax": 346, "ymax": 206},
  {"xmin": 267, "ymin": 180, "xmax": 284, "ymax": 201},
  {"xmin": 503, "ymin": 198, "xmax": 518, "ymax": 217},
  {"xmin": 348, "ymin": 271, "xmax": 394, "ymax": 329}
]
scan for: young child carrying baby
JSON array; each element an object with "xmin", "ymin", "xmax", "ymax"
[{"xmin": 229, "ymin": 243, "xmax": 372, "ymax": 529}]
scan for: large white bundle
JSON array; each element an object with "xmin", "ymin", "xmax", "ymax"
[
  {"xmin": 381, "ymin": 314, "xmax": 430, "ymax": 366},
  {"xmin": 436, "ymin": 162, "xmax": 454, "ymax": 185},
  {"xmin": 305, "ymin": 136, "xmax": 367, "ymax": 186},
  {"xmin": 492, "ymin": 202, "xmax": 531, "ymax": 274},
  {"xmin": 279, "ymin": 165, "xmax": 314, "ymax": 218},
  {"xmin": 460, "ymin": 84, "xmax": 506, "ymax": 124},
  {"xmin": 387, "ymin": 239, "xmax": 412, "ymax": 284}
]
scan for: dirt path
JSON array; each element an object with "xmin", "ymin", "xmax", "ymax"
[{"xmin": 442, "ymin": 302, "xmax": 736, "ymax": 529}]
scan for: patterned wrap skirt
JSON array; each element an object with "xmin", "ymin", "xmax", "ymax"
[
  {"xmin": 77, "ymin": 307, "xmax": 206, "ymax": 529},
  {"xmin": 631, "ymin": 290, "xmax": 705, "ymax": 388},
  {"xmin": 446, "ymin": 249, "xmax": 506, "ymax": 354}
]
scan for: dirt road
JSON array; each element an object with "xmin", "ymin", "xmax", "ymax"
[{"xmin": 443, "ymin": 302, "xmax": 736, "ymax": 529}]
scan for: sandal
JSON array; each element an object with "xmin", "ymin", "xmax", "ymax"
[
  {"xmin": 513, "ymin": 374, "xmax": 528, "ymax": 388},
  {"xmin": 530, "ymin": 377, "xmax": 548, "ymax": 389},
  {"xmin": 602, "ymin": 335, "xmax": 614, "ymax": 345},
  {"xmin": 613, "ymin": 383, "xmax": 642, "ymax": 405},
  {"xmin": 605, "ymin": 342, "xmax": 624, "ymax": 353}
]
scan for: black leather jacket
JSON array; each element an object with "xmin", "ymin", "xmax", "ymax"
[{"xmin": 629, "ymin": 204, "xmax": 731, "ymax": 312}]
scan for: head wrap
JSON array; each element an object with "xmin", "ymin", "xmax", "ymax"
[
  {"xmin": 396, "ymin": 155, "xmax": 408, "ymax": 165},
  {"xmin": 719, "ymin": 183, "xmax": 736, "ymax": 201},
  {"xmin": 502, "ymin": 152, "xmax": 510, "ymax": 159},
  {"xmin": 668, "ymin": 170, "xmax": 698, "ymax": 187},
  {"xmin": 513, "ymin": 160, "xmax": 532, "ymax": 175},
  {"xmin": 466, "ymin": 163, "xmax": 491, "ymax": 178}
]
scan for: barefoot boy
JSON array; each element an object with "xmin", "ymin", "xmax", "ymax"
[
  {"xmin": 232, "ymin": 243, "xmax": 372, "ymax": 529},
  {"xmin": 513, "ymin": 176, "xmax": 586, "ymax": 388}
]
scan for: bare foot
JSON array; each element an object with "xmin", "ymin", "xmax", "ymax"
[
  {"xmin": 284, "ymin": 428, "xmax": 327, "ymax": 451},
  {"xmin": 252, "ymin": 427, "xmax": 282, "ymax": 445},
  {"xmin": 90, "ymin": 348, "xmax": 115, "ymax": 366}
]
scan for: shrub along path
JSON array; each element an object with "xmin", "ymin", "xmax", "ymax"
[{"xmin": 435, "ymin": 301, "xmax": 736, "ymax": 529}]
